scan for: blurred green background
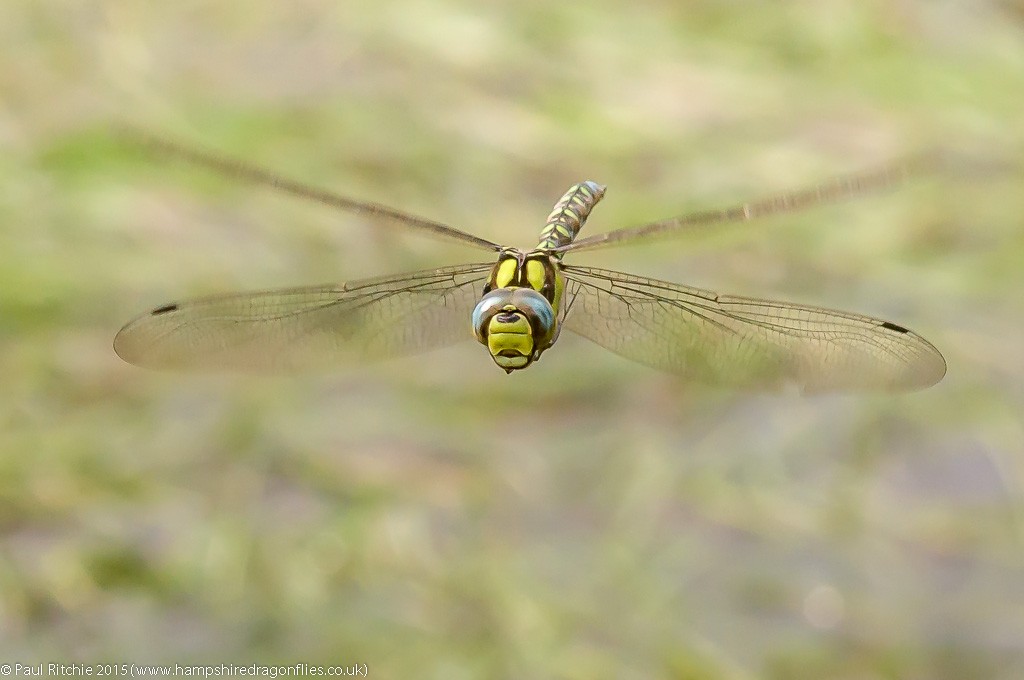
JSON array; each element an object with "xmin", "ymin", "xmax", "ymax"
[{"xmin": 3, "ymin": 0, "xmax": 1024, "ymax": 677}]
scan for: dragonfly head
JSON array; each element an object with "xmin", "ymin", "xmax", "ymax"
[{"xmin": 472, "ymin": 287, "xmax": 557, "ymax": 373}]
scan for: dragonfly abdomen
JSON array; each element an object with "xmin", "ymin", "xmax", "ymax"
[{"xmin": 535, "ymin": 181, "xmax": 606, "ymax": 252}]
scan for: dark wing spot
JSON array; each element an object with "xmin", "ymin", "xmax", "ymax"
[
  {"xmin": 151, "ymin": 303, "xmax": 179, "ymax": 316},
  {"xmin": 880, "ymin": 320, "xmax": 909, "ymax": 333}
]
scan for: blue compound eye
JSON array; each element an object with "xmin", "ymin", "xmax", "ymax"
[
  {"xmin": 472, "ymin": 288, "xmax": 556, "ymax": 346},
  {"xmin": 511, "ymin": 288, "xmax": 555, "ymax": 344},
  {"xmin": 472, "ymin": 290, "xmax": 513, "ymax": 342}
]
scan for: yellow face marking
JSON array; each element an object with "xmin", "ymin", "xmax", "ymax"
[
  {"xmin": 486, "ymin": 309, "xmax": 535, "ymax": 369},
  {"xmin": 488, "ymin": 332, "xmax": 533, "ymax": 356},
  {"xmin": 493, "ymin": 351, "xmax": 530, "ymax": 370},
  {"xmin": 488, "ymin": 310, "xmax": 532, "ymax": 336}
]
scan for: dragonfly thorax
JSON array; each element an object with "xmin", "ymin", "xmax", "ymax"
[
  {"xmin": 472, "ymin": 250, "xmax": 566, "ymax": 373},
  {"xmin": 112, "ymin": 140, "xmax": 946, "ymax": 393}
]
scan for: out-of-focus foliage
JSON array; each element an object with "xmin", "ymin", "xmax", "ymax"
[{"xmin": 2, "ymin": 0, "xmax": 1023, "ymax": 677}]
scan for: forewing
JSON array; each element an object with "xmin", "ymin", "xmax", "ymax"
[
  {"xmin": 561, "ymin": 265, "xmax": 946, "ymax": 392},
  {"xmin": 114, "ymin": 263, "xmax": 493, "ymax": 370},
  {"xmin": 556, "ymin": 154, "xmax": 939, "ymax": 254},
  {"xmin": 119, "ymin": 127, "xmax": 503, "ymax": 252}
]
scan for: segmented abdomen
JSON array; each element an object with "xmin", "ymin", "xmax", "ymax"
[{"xmin": 535, "ymin": 181, "xmax": 606, "ymax": 252}]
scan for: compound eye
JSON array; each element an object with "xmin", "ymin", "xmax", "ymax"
[
  {"xmin": 472, "ymin": 287, "xmax": 556, "ymax": 347},
  {"xmin": 510, "ymin": 288, "xmax": 555, "ymax": 346},
  {"xmin": 472, "ymin": 289, "xmax": 515, "ymax": 342}
]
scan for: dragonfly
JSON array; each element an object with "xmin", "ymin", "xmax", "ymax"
[{"xmin": 114, "ymin": 133, "xmax": 947, "ymax": 392}]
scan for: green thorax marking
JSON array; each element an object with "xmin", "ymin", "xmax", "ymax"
[
  {"xmin": 535, "ymin": 181, "xmax": 606, "ymax": 253},
  {"xmin": 484, "ymin": 249, "xmax": 567, "ymax": 319}
]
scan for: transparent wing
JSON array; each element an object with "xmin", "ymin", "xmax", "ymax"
[
  {"xmin": 118, "ymin": 126, "xmax": 503, "ymax": 253},
  {"xmin": 555, "ymin": 154, "xmax": 940, "ymax": 254},
  {"xmin": 114, "ymin": 263, "xmax": 494, "ymax": 371},
  {"xmin": 561, "ymin": 265, "xmax": 946, "ymax": 392}
]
